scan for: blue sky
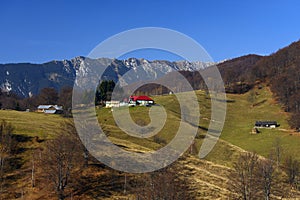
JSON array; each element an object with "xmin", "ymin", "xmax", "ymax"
[{"xmin": 1, "ymin": 0, "xmax": 300, "ymax": 63}]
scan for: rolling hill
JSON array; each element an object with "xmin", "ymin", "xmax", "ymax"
[{"xmin": 0, "ymin": 85, "xmax": 300, "ymax": 199}]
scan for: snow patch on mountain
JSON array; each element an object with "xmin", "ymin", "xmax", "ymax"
[{"xmin": 1, "ymin": 80, "xmax": 12, "ymax": 92}]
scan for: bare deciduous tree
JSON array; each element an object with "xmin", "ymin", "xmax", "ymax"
[
  {"xmin": 284, "ymin": 155, "xmax": 299, "ymax": 188},
  {"xmin": 40, "ymin": 121, "xmax": 83, "ymax": 200},
  {"xmin": 38, "ymin": 87, "xmax": 59, "ymax": 105},
  {"xmin": 229, "ymin": 151, "xmax": 295, "ymax": 199},
  {"xmin": 136, "ymin": 165, "xmax": 192, "ymax": 200},
  {"xmin": 58, "ymin": 87, "xmax": 73, "ymax": 117},
  {"xmin": 229, "ymin": 152, "xmax": 260, "ymax": 200},
  {"xmin": 272, "ymin": 138, "xmax": 282, "ymax": 168},
  {"xmin": 257, "ymin": 159, "xmax": 275, "ymax": 200}
]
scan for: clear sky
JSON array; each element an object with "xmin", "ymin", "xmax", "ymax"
[{"xmin": 1, "ymin": 0, "xmax": 300, "ymax": 63}]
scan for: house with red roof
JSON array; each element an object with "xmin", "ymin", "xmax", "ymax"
[{"xmin": 129, "ymin": 95, "xmax": 154, "ymax": 106}]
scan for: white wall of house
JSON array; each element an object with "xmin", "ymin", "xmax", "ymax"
[
  {"xmin": 136, "ymin": 100, "xmax": 154, "ymax": 105},
  {"xmin": 105, "ymin": 101, "xmax": 120, "ymax": 108}
]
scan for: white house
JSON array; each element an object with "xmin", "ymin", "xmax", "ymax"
[
  {"xmin": 37, "ymin": 105, "xmax": 63, "ymax": 114},
  {"xmin": 105, "ymin": 100, "xmax": 120, "ymax": 108}
]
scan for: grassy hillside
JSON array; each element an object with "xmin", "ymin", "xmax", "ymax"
[
  {"xmin": 96, "ymin": 85, "xmax": 300, "ymax": 167},
  {"xmin": 0, "ymin": 85, "xmax": 300, "ymax": 199},
  {"xmin": 2, "ymin": 85, "xmax": 297, "ymax": 166},
  {"xmin": 222, "ymin": 85, "xmax": 300, "ymax": 160},
  {"xmin": 0, "ymin": 110, "xmax": 63, "ymax": 137}
]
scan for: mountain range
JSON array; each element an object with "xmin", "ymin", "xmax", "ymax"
[{"xmin": 0, "ymin": 57, "xmax": 214, "ymax": 98}]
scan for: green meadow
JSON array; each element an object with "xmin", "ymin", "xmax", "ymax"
[{"xmin": 1, "ymin": 85, "xmax": 300, "ymax": 165}]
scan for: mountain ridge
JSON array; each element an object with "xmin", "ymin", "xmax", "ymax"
[{"xmin": 0, "ymin": 57, "xmax": 214, "ymax": 97}]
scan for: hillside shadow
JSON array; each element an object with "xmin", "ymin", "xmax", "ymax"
[
  {"xmin": 73, "ymin": 166, "xmax": 127, "ymax": 199},
  {"xmin": 12, "ymin": 134, "xmax": 34, "ymax": 154}
]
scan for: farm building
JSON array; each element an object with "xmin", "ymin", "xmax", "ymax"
[
  {"xmin": 255, "ymin": 121, "xmax": 279, "ymax": 128},
  {"xmin": 105, "ymin": 100, "xmax": 120, "ymax": 108},
  {"xmin": 105, "ymin": 101, "xmax": 129, "ymax": 108},
  {"xmin": 129, "ymin": 95, "xmax": 154, "ymax": 106},
  {"xmin": 37, "ymin": 105, "xmax": 63, "ymax": 114}
]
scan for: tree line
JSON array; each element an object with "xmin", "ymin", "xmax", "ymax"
[
  {"xmin": 0, "ymin": 80, "xmax": 124, "ymax": 115},
  {"xmin": 0, "ymin": 87, "xmax": 72, "ymax": 116}
]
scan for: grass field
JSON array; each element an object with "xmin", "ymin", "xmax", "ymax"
[
  {"xmin": 221, "ymin": 85, "xmax": 300, "ymax": 160},
  {"xmin": 0, "ymin": 85, "xmax": 299, "ymax": 165},
  {"xmin": 94, "ymin": 86, "xmax": 300, "ymax": 166},
  {"xmin": 0, "ymin": 109, "xmax": 63, "ymax": 138}
]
